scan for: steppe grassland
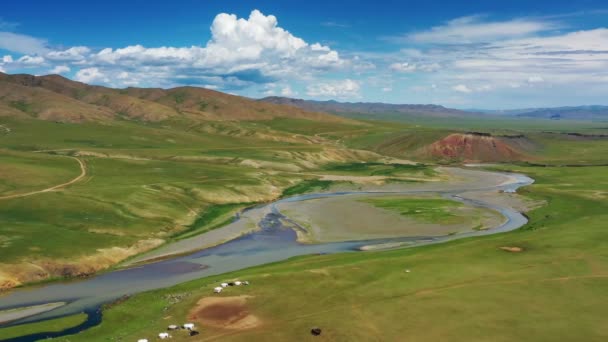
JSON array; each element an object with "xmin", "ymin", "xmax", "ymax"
[{"xmin": 49, "ymin": 164, "xmax": 608, "ymax": 341}]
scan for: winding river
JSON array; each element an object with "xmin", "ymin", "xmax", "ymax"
[{"xmin": 0, "ymin": 168, "xmax": 533, "ymax": 341}]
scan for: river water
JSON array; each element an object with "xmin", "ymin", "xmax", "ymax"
[{"xmin": 0, "ymin": 169, "xmax": 533, "ymax": 341}]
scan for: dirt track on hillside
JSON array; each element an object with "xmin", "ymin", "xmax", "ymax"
[{"xmin": 0, "ymin": 156, "xmax": 86, "ymax": 200}]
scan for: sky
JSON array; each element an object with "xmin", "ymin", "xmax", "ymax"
[{"xmin": 1, "ymin": 0, "xmax": 608, "ymax": 109}]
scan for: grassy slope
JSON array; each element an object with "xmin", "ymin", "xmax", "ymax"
[
  {"xmin": 46, "ymin": 165, "xmax": 608, "ymax": 341},
  {"xmin": 0, "ymin": 150, "xmax": 81, "ymax": 195},
  {"xmin": 0, "ymin": 115, "xmax": 392, "ymax": 287},
  {"xmin": 0, "ymin": 124, "xmax": 284, "ymax": 262},
  {"xmin": 3, "ymin": 110, "xmax": 608, "ymax": 339}
]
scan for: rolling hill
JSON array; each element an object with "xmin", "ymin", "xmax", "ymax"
[
  {"xmin": 0, "ymin": 72, "xmax": 349, "ymax": 123},
  {"xmin": 419, "ymin": 132, "xmax": 532, "ymax": 162}
]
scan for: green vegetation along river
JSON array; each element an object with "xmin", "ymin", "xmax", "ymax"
[{"xmin": 0, "ymin": 167, "xmax": 533, "ymax": 341}]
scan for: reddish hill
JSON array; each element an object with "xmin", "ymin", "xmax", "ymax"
[{"xmin": 420, "ymin": 133, "xmax": 530, "ymax": 162}]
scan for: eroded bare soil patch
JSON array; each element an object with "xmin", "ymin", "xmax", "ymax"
[{"xmin": 188, "ymin": 295, "xmax": 261, "ymax": 330}]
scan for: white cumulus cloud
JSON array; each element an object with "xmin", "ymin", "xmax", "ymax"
[
  {"xmin": 75, "ymin": 67, "xmax": 108, "ymax": 83},
  {"xmin": 47, "ymin": 46, "xmax": 91, "ymax": 61},
  {"xmin": 17, "ymin": 55, "xmax": 45, "ymax": 65},
  {"xmin": 50, "ymin": 65, "xmax": 71, "ymax": 74},
  {"xmin": 8, "ymin": 9, "xmax": 347, "ymax": 88},
  {"xmin": 306, "ymin": 79, "xmax": 360, "ymax": 98},
  {"xmin": 452, "ymin": 84, "xmax": 472, "ymax": 93}
]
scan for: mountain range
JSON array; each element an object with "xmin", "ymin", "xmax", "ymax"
[
  {"xmin": 0, "ymin": 72, "xmax": 345, "ymax": 124},
  {"xmin": 2, "ymin": 72, "xmax": 607, "ymax": 124},
  {"xmin": 261, "ymin": 96, "xmax": 608, "ymax": 121},
  {"xmin": 259, "ymin": 96, "xmax": 477, "ymax": 118}
]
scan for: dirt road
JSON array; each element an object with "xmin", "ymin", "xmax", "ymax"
[{"xmin": 0, "ymin": 157, "xmax": 86, "ymax": 200}]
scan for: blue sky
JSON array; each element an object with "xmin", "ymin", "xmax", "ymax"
[{"xmin": 2, "ymin": 0, "xmax": 608, "ymax": 109}]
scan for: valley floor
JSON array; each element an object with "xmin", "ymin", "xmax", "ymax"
[
  {"xmin": 50, "ymin": 165, "xmax": 608, "ymax": 341},
  {"xmin": 2, "ymin": 113, "xmax": 608, "ymax": 340}
]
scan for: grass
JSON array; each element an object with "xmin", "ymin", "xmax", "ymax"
[
  {"xmin": 0, "ymin": 313, "xmax": 87, "ymax": 339},
  {"xmin": 4, "ymin": 111, "xmax": 608, "ymax": 340},
  {"xmin": 0, "ymin": 150, "xmax": 81, "ymax": 196},
  {"xmin": 0, "ymin": 155, "xmax": 272, "ymax": 261},
  {"xmin": 174, "ymin": 203, "xmax": 248, "ymax": 240},
  {"xmin": 9, "ymin": 100, "xmax": 33, "ymax": 114},
  {"xmin": 258, "ymin": 117, "xmax": 365, "ymax": 136},
  {"xmin": 528, "ymin": 133, "xmax": 608, "ymax": 165},
  {"xmin": 0, "ymin": 115, "xmax": 401, "ymax": 286},
  {"xmin": 38, "ymin": 164, "xmax": 608, "ymax": 341},
  {"xmin": 363, "ymin": 197, "xmax": 464, "ymax": 224},
  {"xmin": 281, "ymin": 179, "xmax": 334, "ymax": 196},
  {"xmin": 322, "ymin": 161, "xmax": 435, "ymax": 177}
]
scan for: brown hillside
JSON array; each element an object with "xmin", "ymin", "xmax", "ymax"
[
  {"xmin": 0, "ymin": 81, "xmax": 116, "ymax": 122},
  {"xmin": 123, "ymin": 86, "xmax": 348, "ymax": 121},
  {"xmin": 0, "ymin": 72, "xmax": 351, "ymax": 124},
  {"xmin": 420, "ymin": 133, "xmax": 530, "ymax": 162}
]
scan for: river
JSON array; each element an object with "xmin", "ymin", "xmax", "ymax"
[{"xmin": 0, "ymin": 167, "xmax": 533, "ymax": 341}]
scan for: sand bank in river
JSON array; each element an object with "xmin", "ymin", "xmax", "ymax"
[
  {"xmin": 0, "ymin": 302, "xmax": 65, "ymax": 324},
  {"xmin": 277, "ymin": 194, "xmax": 503, "ymax": 243}
]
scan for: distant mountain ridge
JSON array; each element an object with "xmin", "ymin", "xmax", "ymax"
[
  {"xmin": 259, "ymin": 96, "xmax": 479, "ymax": 118},
  {"xmin": 0, "ymin": 72, "xmax": 348, "ymax": 124},
  {"xmin": 515, "ymin": 106, "xmax": 608, "ymax": 120},
  {"xmin": 476, "ymin": 106, "xmax": 608, "ymax": 120},
  {"xmin": 260, "ymin": 96, "xmax": 608, "ymax": 121}
]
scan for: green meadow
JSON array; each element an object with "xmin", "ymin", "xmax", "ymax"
[
  {"xmin": 35, "ymin": 164, "xmax": 608, "ymax": 341},
  {"xmin": 0, "ymin": 150, "xmax": 81, "ymax": 196},
  {"xmin": 2, "ymin": 112, "xmax": 608, "ymax": 340},
  {"xmin": 0, "ymin": 118, "xmax": 305, "ymax": 273}
]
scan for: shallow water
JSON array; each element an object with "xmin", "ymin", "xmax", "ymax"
[{"xmin": 0, "ymin": 169, "xmax": 533, "ymax": 341}]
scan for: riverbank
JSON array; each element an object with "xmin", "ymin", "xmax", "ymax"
[
  {"xmin": 34, "ymin": 164, "xmax": 608, "ymax": 342},
  {"xmin": 0, "ymin": 167, "xmax": 534, "ymax": 339},
  {"xmin": 126, "ymin": 167, "xmax": 524, "ymax": 265}
]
